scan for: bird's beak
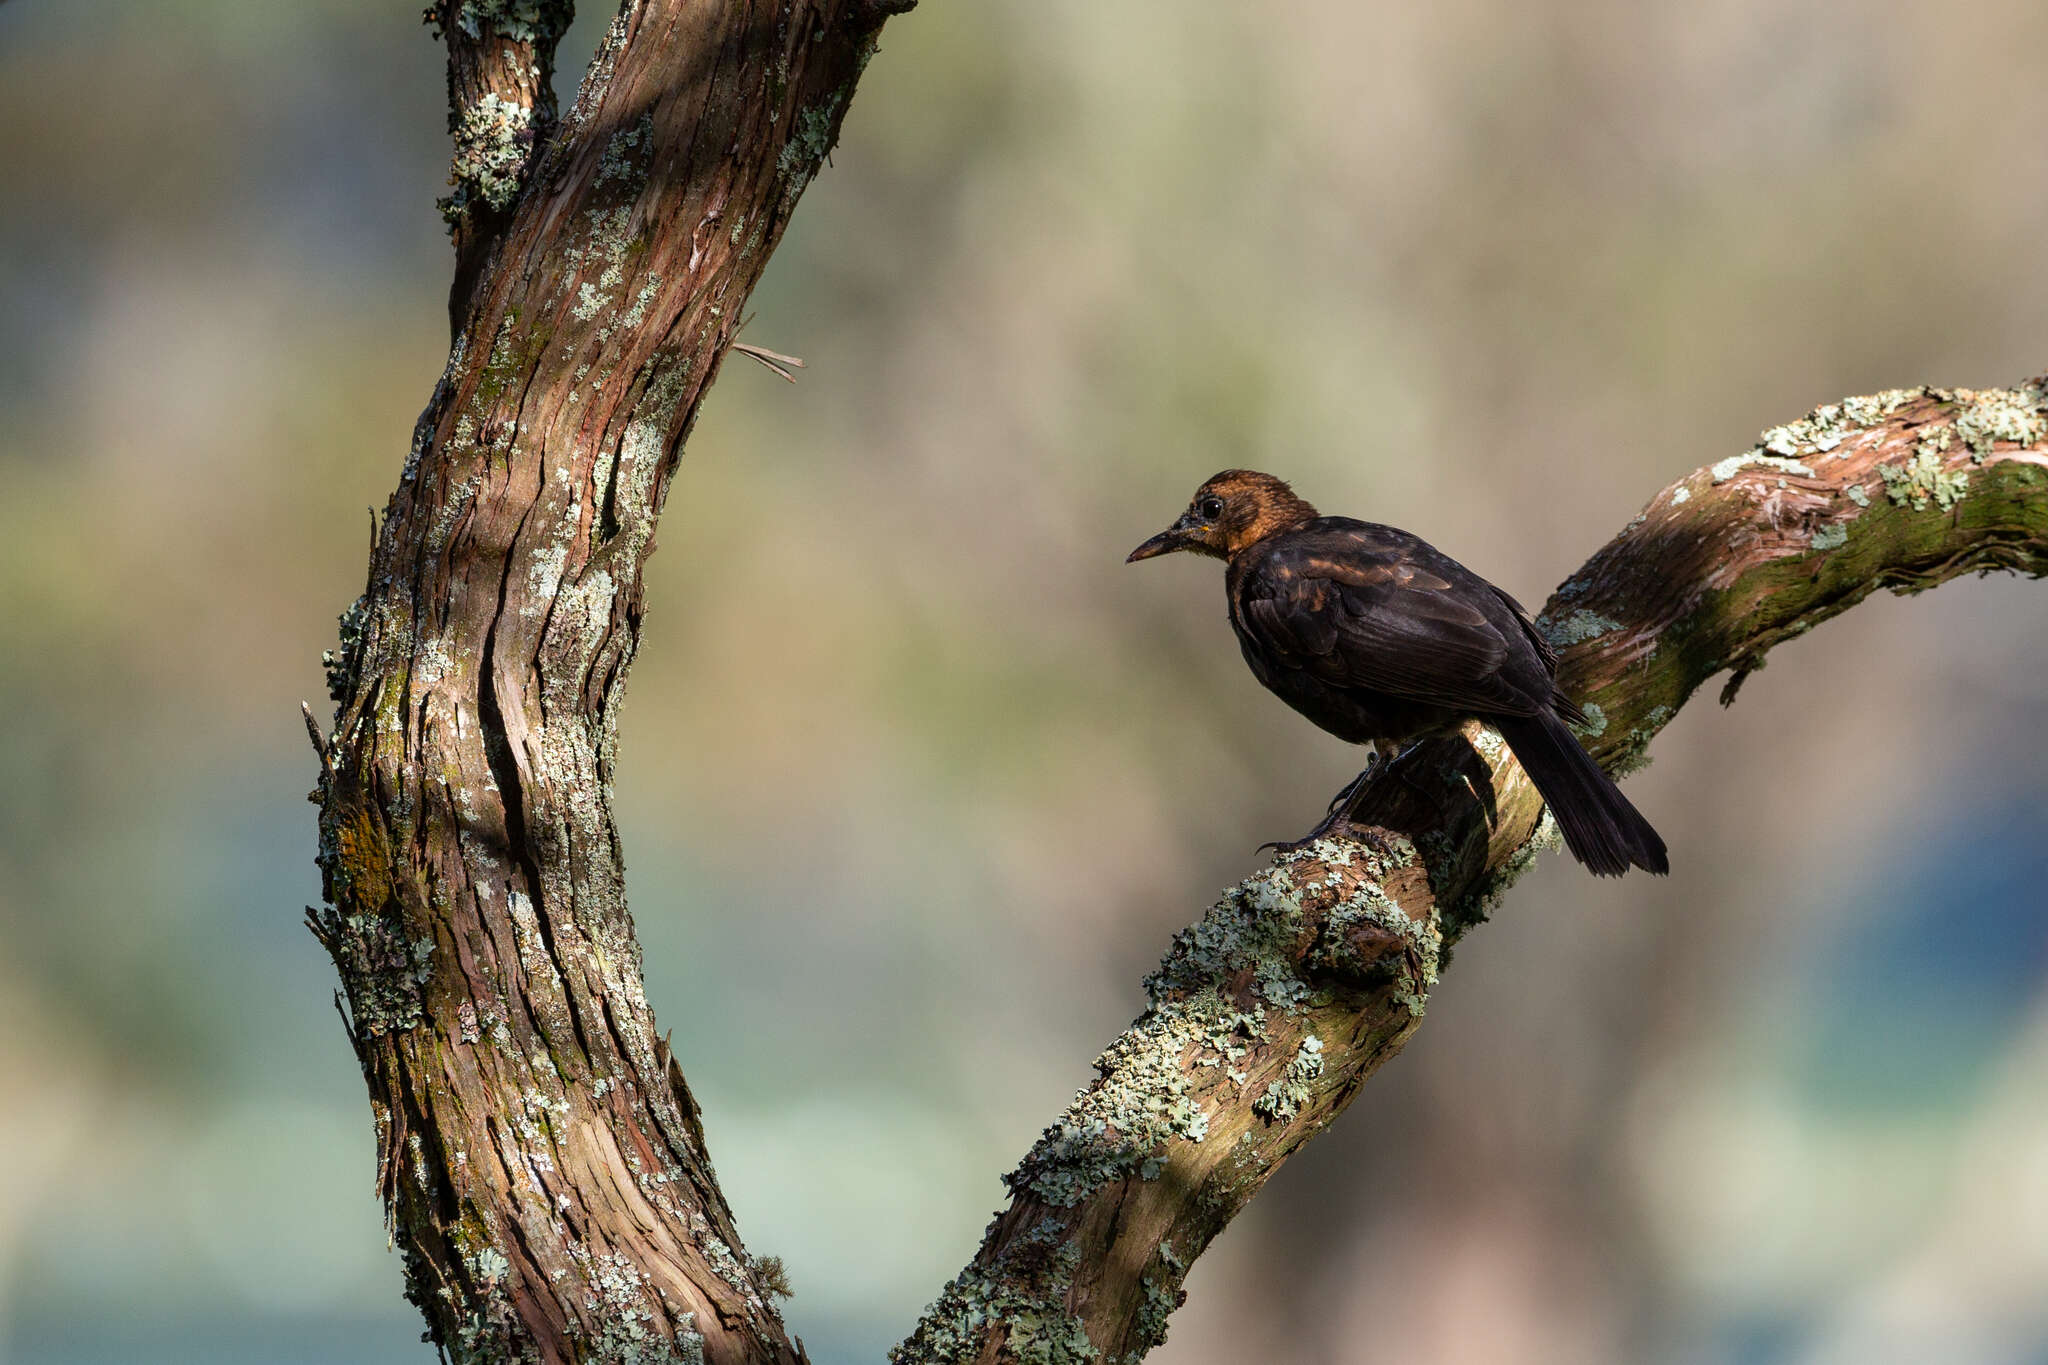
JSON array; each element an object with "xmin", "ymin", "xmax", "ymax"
[{"xmin": 1127, "ymin": 518, "xmax": 1199, "ymax": 563}]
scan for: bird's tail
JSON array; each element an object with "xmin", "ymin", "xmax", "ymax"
[{"xmin": 1495, "ymin": 709, "xmax": 1668, "ymax": 877}]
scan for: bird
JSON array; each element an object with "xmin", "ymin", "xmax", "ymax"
[{"xmin": 1127, "ymin": 470, "xmax": 1667, "ymax": 877}]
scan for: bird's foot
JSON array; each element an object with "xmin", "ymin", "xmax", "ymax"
[
  {"xmin": 1321, "ymin": 745, "xmax": 1382, "ymax": 814},
  {"xmin": 1259, "ymin": 760, "xmax": 1380, "ymax": 856},
  {"xmin": 1257, "ymin": 809, "xmax": 1358, "ymax": 858}
]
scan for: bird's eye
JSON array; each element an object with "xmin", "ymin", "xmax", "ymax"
[{"xmin": 1198, "ymin": 496, "xmax": 1225, "ymax": 521}]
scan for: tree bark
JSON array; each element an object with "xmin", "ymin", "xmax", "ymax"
[
  {"xmin": 890, "ymin": 382, "xmax": 2048, "ymax": 1364},
  {"xmin": 308, "ymin": 4, "xmax": 905, "ymax": 1361},
  {"xmin": 304, "ymin": 8, "xmax": 2048, "ymax": 1363}
]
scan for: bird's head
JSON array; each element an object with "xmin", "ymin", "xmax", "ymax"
[{"xmin": 1126, "ymin": 469, "xmax": 1319, "ymax": 563}]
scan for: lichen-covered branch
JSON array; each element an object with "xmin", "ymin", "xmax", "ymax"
[
  {"xmin": 311, "ymin": 4, "xmax": 906, "ymax": 1362},
  {"xmin": 427, "ymin": 0, "xmax": 578, "ymax": 328},
  {"xmin": 894, "ymin": 380, "xmax": 2048, "ymax": 1364}
]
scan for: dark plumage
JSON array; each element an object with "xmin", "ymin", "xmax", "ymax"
[{"xmin": 1128, "ymin": 470, "xmax": 1667, "ymax": 877}]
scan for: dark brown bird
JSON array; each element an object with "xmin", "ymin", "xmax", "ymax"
[{"xmin": 1128, "ymin": 470, "xmax": 1667, "ymax": 877}]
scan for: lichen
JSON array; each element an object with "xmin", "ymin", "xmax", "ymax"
[
  {"xmin": 892, "ymin": 1239, "xmax": 1099, "ymax": 1365},
  {"xmin": 1003, "ymin": 847, "xmax": 1432, "ymax": 1208},
  {"xmin": 324, "ymin": 595, "xmax": 369, "ymax": 704},
  {"xmin": 571, "ymin": 1250, "xmax": 709, "ymax": 1364},
  {"xmin": 1845, "ymin": 484, "xmax": 1871, "ymax": 508},
  {"xmin": 775, "ymin": 89, "xmax": 848, "ymax": 207},
  {"xmin": 429, "ymin": 0, "xmax": 576, "ymax": 47},
  {"xmin": 595, "ymin": 113, "xmax": 653, "ymax": 188},
  {"xmin": 1442, "ymin": 810, "xmax": 1560, "ymax": 942},
  {"xmin": 1004, "ymin": 1000, "xmax": 1221, "ymax": 1206},
  {"xmin": 1879, "ymin": 446, "xmax": 1970, "ymax": 512},
  {"xmin": 1840, "ymin": 388, "xmax": 1919, "ymax": 427},
  {"xmin": 1572, "ymin": 701, "xmax": 1608, "ymax": 739},
  {"xmin": 1711, "ymin": 389, "xmax": 1923, "ymax": 485},
  {"xmin": 310, "ymin": 801, "xmax": 429, "ymax": 1036},
  {"xmin": 1711, "ymin": 451, "xmax": 1814, "ymax": 483},
  {"xmin": 443, "ymin": 93, "xmax": 536, "ymax": 226},
  {"xmin": 1539, "ymin": 609, "xmax": 1623, "ymax": 648},
  {"xmin": 1810, "ymin": 522, "xmax": 1848, "ymax": 551},
  {"xmin": 699, "ymin": 1233, "xmax": 754, "ymax": 1296},
  {"xmin": 1608, "ymin": 703, "xmax": 1673, "ymax": 778},
  {"xmin": 1951, "ymin": 382, "xmax": 2048, "ymax": 459},
  {"xmin": 1123, "ymin": 1244, "xmax": 1186, "ymax": 1364},
  {"xmin": 1252, "ymin": 1036, "xmax": 1324, "ymax": 1121},
  {"xmin": 1308, "ymin": 878, "xmax": 1407, "ymax": 971}
]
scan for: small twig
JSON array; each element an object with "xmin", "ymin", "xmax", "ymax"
[
  {"xmin": 1718, "ymin": 665, "xmax": 1754, "ymax": 707},
  {"xmin": 302, "ymin": 701, "xmax": 333, "ymax": 768},
  {"xmin": 731, "ymin": 341, "xmax": 806, "ymax": 384}
]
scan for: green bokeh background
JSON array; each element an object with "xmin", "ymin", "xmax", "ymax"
[{"xmin": 4, "ymin": 2, "xmax": 2048, "ymax": 1362}]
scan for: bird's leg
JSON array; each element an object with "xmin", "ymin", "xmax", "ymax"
[
  {"xmin": 1382, "ymin": 740, "xmax": 1436, "ymax": 804},
  {"xmin": 1348, "ymin": 737, "xmax": 1469, "ymax": 830},
  {"xmin": 1322, "ymin": 741, "xmax": 1382, "ymax": 814},
  {"xmin": 1258, "ymin": 746, "xmax": 1384, "ymax": 856},
  {"xmin": 1258, "ymin": 737, "xmax": 1462, "ymax": 858}
]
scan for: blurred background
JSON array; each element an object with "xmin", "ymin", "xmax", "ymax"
[{"xmin": 4, "ymin": 1, "xmax": 2048, "ymax": 1361}]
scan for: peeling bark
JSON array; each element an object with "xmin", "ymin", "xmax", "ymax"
[
  {"xmin": 309, "ymin": 4, "xmax": 903, "ymax": 1362},
  {"xmin": 892, "ymin": 381, "xmax": 2048, "ymax": 1363}
]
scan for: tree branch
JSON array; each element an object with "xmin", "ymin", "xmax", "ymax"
[
  {"xmin": 427, "ymin": 1, "xmax": 579, "ymax": 332},
  {"xmin": 893, "ymin": 380, "xmax": 2048, "ymax": 1363},
  {"xmin": 338, "ymin": 8, "xmax": 2042, "ymax": 1359},
  {"xmin": 311, "ymin": 3, "xmax": 906, "ymax": 1361}
]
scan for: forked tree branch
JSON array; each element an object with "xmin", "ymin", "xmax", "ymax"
[
  {"xmin": 312, "ymin": 3, "xmax": 905, "ymax": 1361},
  {"xmin": 892, "ymin": 381, "xmax": 2048, "ymax": 1363},
  {"xmin": 314, "ymin": 5, "xmax": 2048, "ymax": 1362}
]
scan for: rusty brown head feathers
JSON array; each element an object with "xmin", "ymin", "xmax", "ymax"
[{"xmin": 1126, "ymin": 470, "xmax": 1321, "ymax": 563}]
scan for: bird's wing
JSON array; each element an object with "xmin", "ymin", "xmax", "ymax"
[{"xmin": 1234, "ymin": 528, "xmax": 1553, "ymax": 716}]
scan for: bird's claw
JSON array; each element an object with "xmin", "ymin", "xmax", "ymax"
[{"xmin": 1257, "ymin": 811, "xmax": 1358, "ymax": 858}]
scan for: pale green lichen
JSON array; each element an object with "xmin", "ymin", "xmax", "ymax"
[
  {"xmin": 893, "ymin": 1240, "xmax": 1099, "ymax": 1365},
  {"xmin": 1879, "ymin": 446, "xmax": 1970, "ymax": 512},
  {"xmin": 467, "ymin": 1247, "xmax": 510, "ymax": 1285},
  {"xmin": 1810, "ymin": 522, "xmax": 1848, "ymax": 551},
  {"xmin": 921, "ymin": 845, "xmax": 1441, "ymax": 1359},
  {"xmin": 1540, "ymin": 609, "xmax": 1623, "ymax": 648},
  {"xmin": 1123, "ymin": 1244, "xmax": 1186, "ymax": 1364},
  {"xmin": 1252, "ymin": 1036, "xmax": 1325, "ymax": 1121},
  {"xmin": 1713, "ymin": 390, "xmax": 1920, "ymax": 485},
  {"xmin": 1605, "ymin": 704, "xmax": 1672, "ymax": 779},
  {"xmin": 776, "ymin": 91, "xmax": 847, "ymax": 206},
  {"xmin": 1951, "ymin": 382, "xmax": 2048, "ymax": 459},
  {"xmin": 1444, "ymin": 810, "xmax": 1561, "ymax": 942},
  {"xmin": 1308, "ymin": 870, "xmax": 1440, "ymax": 1015},
  {"xmin": 309, "ymin": 813, "xmax": 430, "ymax": 1037},
  {"xmin": 438, "ymin": 0, "xmax": 575, "ymax": 45},
  {"xmin": 1845, "ymin": 484, "xmax": 1871, "ymax": 507},
  {"xmin": 575, "ymin": 1249, "xmax": 707, "ymax": 1363},
  {"xmin": 324, "ymin": 596, "xmax": 369, "ymax": 703},
  {"xmin": 1840, "ymin": 388, "xmax": 1919, "ymax": 427},
  {"xmin": 1005, "ymin": 1001, "xmax": 1221, "ymax": 1206},
  {"xmin": 1006, "ymin": 845, "xmax": 1431, "ymax": 1208},
  {"xmin": 1572, "ymin": 701, "xmax": 1608, "ymax": 739},
  {"xmin": 596, "ymin": 113, "xmax": 653, "ymax": 188},
  {"xmin": 1712, "ymin": 451, "xmax": 1814, "ymax": 483},
  {"xmin": 443, "ymin": 93, "xmax": 535, "ymax": 225}
]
